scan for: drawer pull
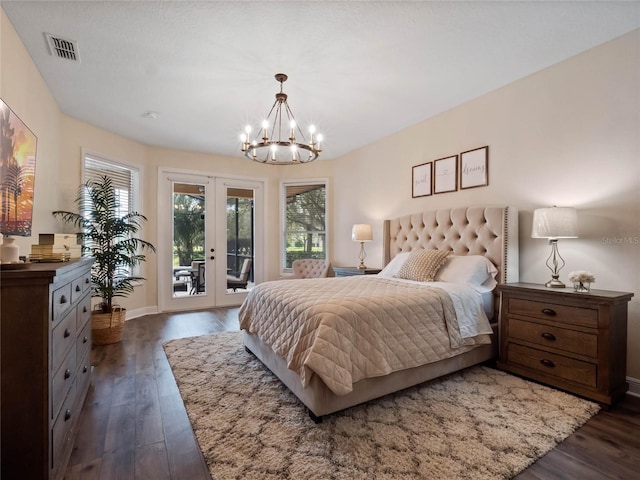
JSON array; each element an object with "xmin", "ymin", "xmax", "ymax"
[
  {"xmin": 76, "ymin": 285, "xmax": 81, "ymax": 292},
  {"xmin": 64, "ymin": 409, "xmax": 71, "ymax": 421},
  {"xmin": 540, "ymin": 359, "xmax": 555, "ymax": 368},
  {"xmin": 541, "ymin": 308, "xmax": 556, "ymax": 317},
  {"xmin": 83, "ymin": 336, "xmax": 89, "ymax": 344},
  {"xmin": 59, "ymin": 295, "xmax": 68, "ymax": 305},
  {"xmin": 541, "ymin": 332, "xmax": 556, "ymax": 341},
  {"xmin": 83, "ymin": 365, "xmax": 89, "ymax": 373},
  {"xmin": 85, "ymin": 278, "xmax": 90, "ymax": 284},
  {"xmin": 64, "ymin": 368, "xmax": 71, "ymax": 379},
  {"xmin": 83, "ymin": 306, "xmax": 88, "ymax": 313},
  {"xmin": 64, "ymin": 328, "xmax": 71, "ymax": 338}
]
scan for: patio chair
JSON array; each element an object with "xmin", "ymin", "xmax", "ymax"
[{"xmin": 227, "ymin": 258, "xmax": 252, "ymax": 291}]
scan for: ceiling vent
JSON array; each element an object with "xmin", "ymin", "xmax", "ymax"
[{"xmin": 44, "ymin": 33, "xmax": 80, "ymax": 62}]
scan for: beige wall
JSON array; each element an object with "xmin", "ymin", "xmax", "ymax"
[
  {"xmin": 3, "ymin": 9, "xmax": 639, "ymax": 379},
  {"xmin": 330, "ymin": 30, "xmax": 640, "ymax": 377}
]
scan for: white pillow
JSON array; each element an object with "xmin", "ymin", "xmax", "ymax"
[
  {"xmin": 434, "ymin": 255, "xmax": 498, "ymax": 292},
  {"xmin": 377, "ymin": 252, "xmax": 411, "ymax": 278}
]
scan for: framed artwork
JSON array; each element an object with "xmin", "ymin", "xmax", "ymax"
[
  {"xmin": 412, "ymin": 162, "xmax": 432, "ymax": 197},
  {"xmin": 434, "ymin": 155, "xmax": 457, "ymax": 194},
  {"xmin": 0, "ymin": 99, "xmax": 37, "ymax": 236},
  {"xmin": 460, "ymin": 146, "xmax": 488, "ymax": 189}
]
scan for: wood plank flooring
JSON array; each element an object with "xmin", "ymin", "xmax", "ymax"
[{"xmin": 65, "ymin": 308, "xmax": 640, "ymax": 479}]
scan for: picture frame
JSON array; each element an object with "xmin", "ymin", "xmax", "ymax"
[
  {"xmin": 0, "ymin": 98, "xmax": 37, "ymax": 236},
  {"xmin": 412, "ymin": 162, "xmax": 432, "ymax": 198},
  {"xmin": 460, "ymin": 146, "xmax": 488, "ymax": 189},
  {"xmin": 433, "ymin": 155, "xmax": 457, "ymax": 194}
]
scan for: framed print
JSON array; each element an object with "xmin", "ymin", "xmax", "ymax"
[
  {"xmin": 433, "ymin": 155, "xmax": 457, "ymax": 194},
  {"xmin": 0, "ymin": 99, "xmax": 37, "ymax": 236},
  {"xmin": 412, "ymin": 162, "xmax": 432, "ymax": 197},
  {"xmin": 460, "ymin": 146, "xmax": 488, "ymax": 189}
]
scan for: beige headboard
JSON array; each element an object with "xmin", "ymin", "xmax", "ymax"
[{"xmin": 383, "ymin": 206, "xmax": 519, "ymax": 284}]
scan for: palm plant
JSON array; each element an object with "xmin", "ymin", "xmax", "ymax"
[{"xmin": 53, "ymin": 175, "xmax": 155, "ymax": 313}]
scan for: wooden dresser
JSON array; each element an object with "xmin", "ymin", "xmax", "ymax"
[
  {"xmin": 496, "ymin": 282, "xmax": 633, "ymax": 405},
  {"xmin": 1, "ymin": 258, "xmax": 93, "ymax": 479}
]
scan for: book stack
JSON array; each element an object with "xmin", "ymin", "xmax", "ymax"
[{"xmin": 29, "ymin": 233, "xmax": 82, "ymax": 262}]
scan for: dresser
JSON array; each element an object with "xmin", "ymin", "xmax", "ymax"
[
  {"xmin": 496, "ymin": 282, "xmax": 633, "ymax": 405},
  {"xmin": 1, "ymin": 258, "xmax": 93, "ymax": 479},
  {"xmin": 333, "ymin": 266, "xmax": 382, "ymax": 277}
]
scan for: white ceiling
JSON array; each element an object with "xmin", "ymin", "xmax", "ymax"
[{"xmin": 3, "ymin": 1, "xmax": 639, "ymax": 160}]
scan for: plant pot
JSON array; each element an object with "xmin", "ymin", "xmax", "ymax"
[{"xmin": 91, "ymin": 307, "xmax": 126, "ymax": 345}]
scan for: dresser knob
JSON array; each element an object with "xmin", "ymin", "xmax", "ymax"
[
  {"xmin": 83, "ymin": 366, "xmax": 88, "ymax": 373},
  {"xmin": 64, "ymin": 368, "xmax": 71, "ymax": 379},
  {"xmin": 59, "ymin": 295, "xmax": 68, "ymax": 305},
  {"xmin": 83, "ymin": 336, "xmax": 88, "ymax": 343},
  {"xmin": 540, "ymin": 359, "xmax": 555, "ymax": 368},
  {"xmin": 64, "ymin": 409, "xmax": 71, "ymax": 421},
  {"xmin": 83, "ymin": 306, "xmax": 88, "ymax": 313},
  {"xmin": 76, "ymin": 285, "xmax": 81, "ymax": 292},
  {"xmin": 541, "ymin": 308, "xmax": 556, "ymax": 316},
  {"xmin": 64, "ymin": 328, "xmax": 71, "ymax": 338},
  {"xmin": 541, "ymin": 332, "xmax": 556, "ymax": 341},
  {"xmin": 85, "ymin": 278, "xmax": 90, "ymax": 284}
]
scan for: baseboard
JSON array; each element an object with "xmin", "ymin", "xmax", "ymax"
[
  {"xmin": 126, "ymin": 306, "xmax": 158, "ymax": 320},
  {"xmin": 627, "ymin": 376, "xmax": 640, "ymax": 398}
]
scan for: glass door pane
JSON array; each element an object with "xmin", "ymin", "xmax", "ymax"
[{"xmin": 225, "ymin": 188, "xmax": 254, "ymax": 294}]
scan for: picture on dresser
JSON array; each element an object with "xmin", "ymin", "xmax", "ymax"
[{"xmin": 0, "ymin": 98, "xmax": 37, "ymax": 236}]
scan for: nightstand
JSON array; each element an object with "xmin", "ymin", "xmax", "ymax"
[
  {"xmin": 496, "ymin": 282, "xmax": 633, "ymax": 405},
  {"xmin": 333, "ymin": 266, "xmax": 382, "ymax": 277}
]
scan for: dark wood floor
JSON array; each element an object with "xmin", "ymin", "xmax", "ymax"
[{"xmin": 65, "ymin": 308, "xmax": 640, "ymax": 479}]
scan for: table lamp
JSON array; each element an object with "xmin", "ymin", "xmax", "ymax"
[
  {"xmin": 352, "ymin": 224, "xmax": 373, "ymax": 269},
  {"xmin": 531, "ymin": 206, "xmax": 578, "ymax": 288}
]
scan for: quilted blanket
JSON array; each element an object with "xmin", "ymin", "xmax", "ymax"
[{"xmin": 239, "ymin": 276, "xmax": 491, "ymax": 395}]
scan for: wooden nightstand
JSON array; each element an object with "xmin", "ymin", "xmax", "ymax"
[
  {"xmin": 496, "ymin": 283, "xmax": 633, "ymax": 405},
  {"xmin": 333, "ymin": 266, "xmax": 382, "ymax": 277}
]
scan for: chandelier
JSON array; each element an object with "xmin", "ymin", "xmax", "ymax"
[{"xmin": 241, "ymin": 73, "xmax": 323, "ymax": 165}]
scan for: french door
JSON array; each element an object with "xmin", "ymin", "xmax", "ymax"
[{"xmin": 158, "ymin": 169, "xmax": 264, "ymax": 312}]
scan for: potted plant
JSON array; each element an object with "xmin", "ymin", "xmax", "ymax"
[{"xmin": 53, "ymin": 175, "xmax": 155, "ymax": 344}]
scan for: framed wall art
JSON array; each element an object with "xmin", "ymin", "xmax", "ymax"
[
  {"xmin": 434, "ymin": 155, "xmax": 457, "ymax": 194},
  {"xmin": 412, "ymin": 162, "xmax": 432, "ymax": 197},
  {"xmin": 460, "ymin": 146, "xmax": 488, "ymax": 189},
  {"xmin": 0, "ymin": 98, "xmax": 37, "ymax": 237}
]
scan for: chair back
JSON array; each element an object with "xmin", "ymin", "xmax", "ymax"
[
  {"xmin": 292, "ymin": 259, "xmax": 333, "ymax": 278},
  {"xmin": 238, "ymin": 258, "xmax": 252, "ymax": 281}
]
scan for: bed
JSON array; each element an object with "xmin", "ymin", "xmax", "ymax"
[{"xmin": 240, "ymin": 206, "xmax": 519, "ymax": 421}]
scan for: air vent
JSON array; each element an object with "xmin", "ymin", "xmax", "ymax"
[{"xmin": 44, "ymin": 33, "xmax": 80, "ymax": 62}]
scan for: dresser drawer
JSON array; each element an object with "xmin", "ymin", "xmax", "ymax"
[
  {"xmin": 508, "ymin": 343, "xmax": 597, "ymax": 388},
  {"xmin": 509, "ymin": 318, "xmax": 597, "ymax": 358},
  {"xmin": 76, "ymin": 319, "xmax": 91, "ymax": 364},
  {"xmin": 76, "ymin": 349, "xmax": 92, "ymax": 402},
  {"xmin": 52, "ymin": 308, "xmax": 77, "ymax": 374},
  {"xmin": 77, "ymin": 294, "xmax": 92, "ymax": 330},
  {"xmin": 508, "ymin": 297, "xmax": 598, "ymax": 328},
  {"xmin": 52, "ymin": 283, "xmax": 73, "ymax": 325},
  {"xmin": 51, "ymin": 380, "xmax": 77, "ymax": 472},
  {"xmin": 52, "ymin": 346, "xmax": 77, "ymax": 420}
]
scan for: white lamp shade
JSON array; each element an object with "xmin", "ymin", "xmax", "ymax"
[
  {"xmin": 531, "ymin": 207, "xmax": 578, "ymax": 239},
  {"xmin": 352, "ymin": 224, "xmax": 373, "ymax": 242}
]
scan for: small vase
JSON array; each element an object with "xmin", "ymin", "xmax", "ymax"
[
  {"xmin": 1, "ymin": 236, "xmax": 19, "ymax": 263},
  {"xmin": 573, "ymin": 281, "xmax": 590, "ymax": 293}
]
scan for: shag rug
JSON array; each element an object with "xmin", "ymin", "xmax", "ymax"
[{"xmin": 163, "ymin": 332, "xmax": 600, "ymax": 480}]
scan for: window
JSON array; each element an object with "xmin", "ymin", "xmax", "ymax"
[
  {"xmin": 281, "ymin": 180, "xmax": 328, "ymax": 270},
  {"xmin": 83, "ymin": 151, "xmax": 141, "ymax": 274}
]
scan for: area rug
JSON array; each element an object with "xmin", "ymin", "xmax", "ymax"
[{"xmin": 163, "ymin": 332, "xmax": 599, "ymax": 480}]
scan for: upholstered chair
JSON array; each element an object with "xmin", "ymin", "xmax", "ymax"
[
  {"xmin": 227, "ymin": 258, "xmax": 252, "ymax": 291},
  {"xmin": 291, "ymin": 259, "xmax": 334, "ymax": 278}
]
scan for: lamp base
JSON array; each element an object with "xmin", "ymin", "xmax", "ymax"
[{"xmin": 545, "ymin": 278, "xmax": 566, "ymax": 288}]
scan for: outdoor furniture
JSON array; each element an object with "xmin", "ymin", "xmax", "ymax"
[
  {"xmin": 227, "ymin": 258, "xmax": 252, "ymax": 291},
  {"xmin": 191, "ymin": 261, "xmax": 206, "ymax": 294}
]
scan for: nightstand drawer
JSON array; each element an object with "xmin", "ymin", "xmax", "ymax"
[
  {"xmin": 509, "ymin": 318, "xmax": 597, "ymax": 358},
  {"xmin": 508, "ymin": 297, "xmax": 597, "ymax": 328},
  {"xmin": 508, "ymin": 343, "xmax": 597, "ymax": 388}
]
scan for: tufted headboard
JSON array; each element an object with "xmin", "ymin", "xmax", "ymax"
[{"xmin": 382, "ymin": 206, "xmax": 519, "ymax": 284}]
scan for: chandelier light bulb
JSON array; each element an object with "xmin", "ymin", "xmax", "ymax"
[
  {"xmin": 245, "ymin": 125, "xmax": 252, "ymax": 134},
  {"xmin": 240, "ymin": 133, "xmax": 247, "ymax": 142}
]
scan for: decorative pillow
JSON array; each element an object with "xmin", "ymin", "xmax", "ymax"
[
  {"xmin": 394, "ymin": 249, "xmax": 451, "ymax": 282},
  {"xmin": 434, "ymin": 255, "xmax": 499, "ymax": 292},
  {"xmin": 378, "ymin": 252, "xmax": 411, "ymax": 278}
]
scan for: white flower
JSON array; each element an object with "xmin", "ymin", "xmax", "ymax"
[{"xmin": 568, "ymin": 271, "xmax": 595, "ymax": 283}]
